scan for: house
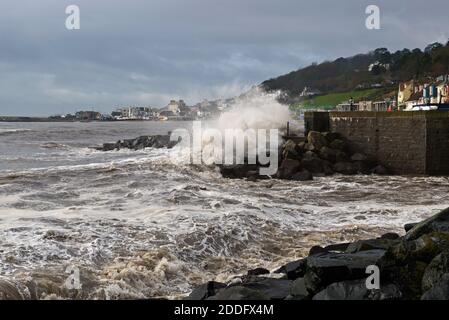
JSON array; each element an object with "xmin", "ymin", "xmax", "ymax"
[
  {"xmin": 404, "ymin": 90, "xmax": 424, "ymax": 110},
  {"xmin": 75, "ymin": 111, "xmax": 101, "ymax": 121},
  {"xmin": 166, "ymin": 100, "xmax": 181, "ymax": 114},
  {"xmin": 398, "ymin": 80, "xmax": 424, "ymax": 107},
  {"xmin": 300, "ymin": 87, "xmax": 321, "ymax": 97}
]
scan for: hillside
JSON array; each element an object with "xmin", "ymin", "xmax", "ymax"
[{"xmin": 262, "ymin": 41, "xmax": 449, "ymax": 107}]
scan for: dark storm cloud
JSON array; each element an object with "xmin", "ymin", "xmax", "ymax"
[{"xmin": 0, "ymin": 0, "xmax": 448, "ymax": 115}]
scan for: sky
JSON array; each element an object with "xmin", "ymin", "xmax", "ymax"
[{"xmin": 0, "ymin": 0, "xmax": 448, "ymax": 116}]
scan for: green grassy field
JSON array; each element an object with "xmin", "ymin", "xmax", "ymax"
[{"xmin": 293, "ymin": 88, "xmax": 381, "ymax": 110}]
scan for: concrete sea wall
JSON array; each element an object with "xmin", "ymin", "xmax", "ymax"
[{"xmin": 305, "ymin": 111, "xmax": 449, "ymax": 175}]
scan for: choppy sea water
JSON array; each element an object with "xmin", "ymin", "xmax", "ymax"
[{"xmin": 1, "ymin": 121, "xmax": 449, "ymax": 299}]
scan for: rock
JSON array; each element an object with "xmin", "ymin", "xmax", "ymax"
[
  {"xmin": 209, "ymin": 278, "xmax": 292, "ymax": 300},
  {"xmin": 96, "ymin": 134, "xmax": 179, "ymax": 151},
  {"xmin": 380, "ymin": 232, "xmax": 449, "ymax": 299},
  {"xmin": 319, "ymin": 146, "xmax": 338, "ymax": 162},
  {"xmin": 309, "ymin": 246, "xmax": 328, "ymax": 256},
  {"xmin": 290, "ymin": 277, "xmax": 309, "ymax": 298},
  {"xmin": 371, "ymin": 165, "xmax": 388, "ymax": 175},
  {"xmin": 304, "ymin": 250, "xmax": 386, "ymax": 293},
  {"xmin": 313, "ymin": 279, "xmax": 402, "ymax": 300},
  {"xmin": 353, "ymin": 161, "xmax": 372, "ymax": 174},
  {"xmin": 98, "ymin": 142, "xmax": 119, "ymax": 151},
  {"xmin": 404, "ymin": 223, "xmax": 418, "ymax": 233},
  {"xmin": 186, "ymin": 281, "xmax": 227, "ymax": 300},
  {"xmin": 422, "ymin": 251, "xmax": 449, "ymax": 292},
  {"xmin": 282, "ymin": 140, "xmax": 301, "ymax": 160},
  {"xmin": 274, "ymin": 258, "xmax": 307, "ymax": 280},
  {"xmin": 247, "ymin": 268, "xmax": 270, "ymax": 276},
  {"xmin": 291, "ymin": 169, "xmax": 313, "ymax": 181},
  {"xmin": 333, "ymin": 162, "xmax": 357, "ymax": 175},
  {"xmin": 310, "ymin": 243, "xmax": 351, "ymax": 255},
  {"xmin": 404, "ymin": 207, "xmax": 449, "ymax": 241},
  {"xmin": 307, "ymin": 131, "xmax": 328, "ymax": 150},
  {"xmin": 345, "ymin": 238, "xmax": 400, "ymax": 254},
  {"xmin": 277, "ymin": 159, "xmax": 301, "ymax": 179},
  {"xmin": 323, "ymin": 132, "xmax": 341, "ymax": 143},
  {"xmin": 312, "ymin": 279, "xmax": 368, "ymax": 300},
  {"xmin": 43, "ymin": 230, "xmax": 70, "ymax": 242},
  {"xmin": 300, "ymin": 157, "xmax": 325, "ymax": 174},
  {"xmin": 390, "ymin": 232, "xmax": 449, "ymax": 263},
  {"xmin": 421, "ymin": 273, "xmax": 449, "ymax": 300},
  {"xmin": 207, "ymin": 286, "xmax": 269, "ymax": 300},
  {"xmin": 335, "ymin": 150, "xmax": 349, "ymax": 162},
  {"xmin": 329, "ymin": 139, "xmax": 346, "ymax": 151},
  {"xmin": 350, "ymin": 153, "xmax": 368, "ymax": 162},
  {"xmin": 324, "ymin": 243, "xmax": 351, "ymax": 252},
  {"xmin": 380, "ymin": 233, "xmax": 400, "ymax": 240},
  {"xmin": 219, "ymin": 164, "xmax": 261, "ymax": 179},
  {"xmin": 304, "ymin": 142, "xmax": 317, "ymax": 152}
]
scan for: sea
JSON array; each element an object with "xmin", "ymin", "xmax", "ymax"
[{"xmin": 1, "ymin": 120, "xmax": 449, "ymax": 299}]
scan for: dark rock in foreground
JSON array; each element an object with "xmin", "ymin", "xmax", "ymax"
[{"xmin": 187, "ymin": 207, "xmax": 449, "ymax": 300}]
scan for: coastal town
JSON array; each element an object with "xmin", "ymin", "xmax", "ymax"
[
  {"xmin": 336, "ymin": 74, "xmax": 449, "ymax": 112},
  {"xmin": 49, "ymin": 98, "xmax": 230, "ymax": 121}
]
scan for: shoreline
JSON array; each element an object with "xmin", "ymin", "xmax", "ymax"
[{"xmin": 186, "ymin": 207, "xmax": 449, "ymax": 300}]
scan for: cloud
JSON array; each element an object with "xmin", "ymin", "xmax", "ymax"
[{"xmin": 0, "ymin": 0, "xmax": 448, "ymax": 115}]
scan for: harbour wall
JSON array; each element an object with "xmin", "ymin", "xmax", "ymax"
[{"xmin": 304, "ymin": 111, "xmax": 449, "ymax": 175}]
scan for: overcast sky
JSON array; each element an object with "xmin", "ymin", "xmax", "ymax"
[{"xmin": 1, "ymin": 0, "xmax": 448, "ymax": 116}]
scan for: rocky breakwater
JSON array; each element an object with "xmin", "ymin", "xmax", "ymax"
[
  {"xmin": 219, "ymin": 131, "xmax": 388, "ymax": 181},
  {"xmin": 187, "ymin": 207, "xmax": 449, "ymax": 300},
  {"xmin": 95, "ymin": 134, "xmax": 180, "ymax": 151}
]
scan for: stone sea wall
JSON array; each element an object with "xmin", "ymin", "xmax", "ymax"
[{"xmin": 305, "ymin": 111, "xmax": 449, "ymax": 175}]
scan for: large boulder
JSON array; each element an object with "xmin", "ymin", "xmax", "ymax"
[
  {"xmin": 345, "ymin": 238, "xmax": 400, "ymax": 254},
  {"xmin": 304, "ymin": 250, "xmax": 386, "ymax": 293},
  {"xmin": 300, "ymin": 157, "xmax": 326, "ymax": 174},
  {"xmin": 307, "ymin": 131, "xmax": 328, "ymax": 150},
  {"xmin": 333, "ymin": 162, "xmax": 357, "ymax": 175},
  {"xmin": 282, "ymin": 140, "xmax": 301, "ymax": 160},
  {"xmin": 186, "ymin": 281, "xmax": 227, "ymax": 300},
  {"xmin": 421, "ymin": 273, "xmax": 449, "ymax": 300},
  {"xmin": 322, "ymin": 132, "xmax": 342, "ymax": 143},
  {"xmin": 422, "ymin": 251, "xmax": 449, "ymax": 292},
  {"xmin": 312, "ymin": 279, "xmax": 402, "ymax": 300},
  {"xmin": 290, "ymin": 277, "xmax": 309, "ymax": 298},
  {"xmin": 309, "ymin": 243, "xmax": 351, "ymax": 255},
  {"xmin": 277, "ymin": 159, "xmax": 301, "ymax": 179},
  {"xmin": 96, "ymin": 134, "xmax": 179, "ymax": 151},
  {"xmin": 274, "ymin": 258, "xmax": 307, "ymax": 280},
  {"xmin": 379, "ymin": 232, "xmax": 449, "ymax": 299},
  {"xmin": 371, "ymin": 165, "xmax": 389, "ymax": 175},
  {"xmin": 291, "ymin": 169, "xmax": 313, "ymax": 181},
  {"xmin": 319, "ymin": 146, "xmax": 338, "ymax": 162},
  {"xmin": 219, "ymin": 164, "xmax": 261, "ymax": 179},
  {"xmin": 329, "ymin": 139, "xmax": 347, "ymax": 151},
  {"xmin": 350, "ymin": 153, "xmax": 368, "ymax": 162},
  {"xmin": 208, "ymin": 278, "xmax": 292, "ymax": 300},
  {"xmin": 247, "ymin": 268, "xmax": 270, "ymax": 276},
  {"xmin": 404, "ymin": 207, "xmax": 449, "ymax": 241}
]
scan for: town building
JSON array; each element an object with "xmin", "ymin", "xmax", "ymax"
[
  {"xmin": 75, "ymin": 111, "xmax": 101, "ymax": 121},
  {"xmin": 300, "ymin": 87, "xmax": 321, "ymax": 97}
]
